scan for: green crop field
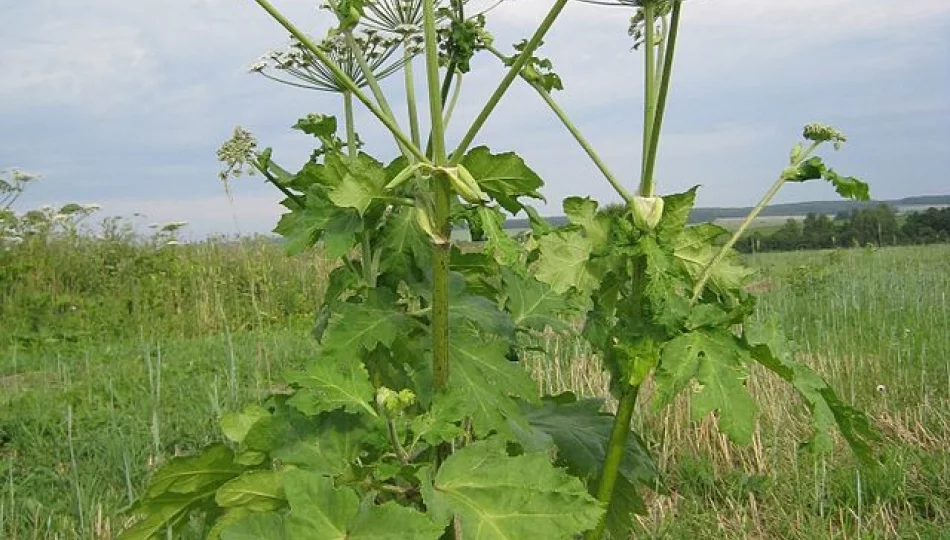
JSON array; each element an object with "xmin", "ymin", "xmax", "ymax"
[{"xmin": 1, "ymin": 236, "xmax": 947, "ymax": 539}]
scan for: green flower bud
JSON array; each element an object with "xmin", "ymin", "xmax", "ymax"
[{"xmin": 802, "ymin": 123, "xmax": 847, "ymax": 150}]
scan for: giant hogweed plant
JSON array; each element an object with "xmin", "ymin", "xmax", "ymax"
[{"xmin": 120, "ymin": 1, "xmax": 877, "ymax": 538}]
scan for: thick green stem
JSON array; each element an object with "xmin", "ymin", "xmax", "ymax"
[
  {"xmin": 423, "ymin": 0, "xmax": 451, "ymax": 392},
  {"xmin": 586, "ymin": 384, "xmax": 641, "ymax": 540},
  {"xmin": 252, "ymin": 163, "xmax": 305, "ymax": 208},
  {"xmin": 643, "ymin": 1, "xmax": 683, "ymax": 194},
  {"xmin": 344, "ymin": 91, "xmax": 357, "ymax": 158},
  {"xmin": 533, "ymin": 84, "xmax": 632, "ymax": 203},
  {"xmin": 403, "ymin": 45, "xmax": 422, "ymax": 149},
  {"xmin": 450, "ymin": 0, "xmax": 569, "ymax": 163},
  {"xmin": 639, "ymin": 1, "xmax": 658, "ymax": 197},
  {"xmin": 249, "ymin": 0, "xmax": 427, "ymax": 163}
]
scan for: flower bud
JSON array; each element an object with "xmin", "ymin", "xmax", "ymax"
[{"xmin": 631, "ymin": 196, "xmax": 664, "ymax": 232}]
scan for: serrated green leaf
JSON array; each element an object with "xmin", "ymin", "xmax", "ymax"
[
  {"xmin": 208, "ymin": 508, "xmax": 253, "ymax": 540},
  {"xmin": 783, "ymin": 156, "xmax": 825, "ymax": 182},
  {"xmin": 273, "ymin": 197, "xmax": 335, "ymax": 255},
  {"xmin": 245, "ymin": 409, "xmax": 367, "ymax": 475},
  {"xmin": 515, "ymin": 396, "xmax": 657, "ymax": 489},
  {"xmin": 656, "ymin": 186, "xmax": 698, "ymax": 246},
  {"xmin": 284, "ymin": 470, "xmax": 358, "ymax": 539},
  {"xmin": 673, "ymin": 224, "xmax": 753, "ymax": 300},
  {"xmin": 460, "ymin": 146, "xmax": 543, "ymax": 213},
  {"xmin": 449, "ymin": 289, "xmax": 514, "ymax": 337},
  {"xmin": 745, "ymin": 319, "xmax": 878, "ymax": 463},
  {"xmin": 286, "ymin": 359, "xmax": 377, "ymax": 418},
  {"xmin": 603, "ymin": 475, "xmax": 646, "ymax": 540},
  {"xmin": 503, "ymin": 269, "xmax": 571, "ymax": 332},
  {"xmin": 329, "ymin": 175, "xmax": 381, "ymax": 216},
  {"xmin": 221, "ymin": 512, "xmax": 287, "ymax": 540},
  {"xmin": 535, "ymin": 230, "xmax": 596, "ymax": 294},
  {"xmin": 423, "ymin": 441, "xmax": 603, "ymax": 539},
  {"xmin": 143, "ymin": 444, "xmax": 242, "ymax": 499},
  {"xmin": 322, "ymin": 210, "xmax": 362, "ymax": 259},
  {"xmin": 280, "ymin": 471, "xmax": 442, "ymax": 539},
  {"xmin": 443, "ymin": 329, "xmax": 538, "ymax": 437},
  {"xmin": 638, "ymin": 235, "xmax": 691, "ymax": 332},
  {"xmin": 320, "ymin": 292, "xmax": 409, "ymax": 355},
  {"xmin": 117, "ymin": 494, "xmax": 196, "ymax": 540},
  {"xmin": 346, "ymin": 502, "xmax": 444, "ymax": 539},
  {"xmin": 215, "ymin": 470, "xmax": 286, "ymax": 511},
  {"xmin": 220, "ymin": 404, "xmax": 270, "ymax": 444},
  {"xmin": 293, "ymin": 114, "xmax": 337, "ymax": 138},
  {"xmin": 479, "ymin": 206, "xmax": 522, "ymax": 266},
  {"xmin": 326, "ymin": 154, "xmax": 389, "ymax": 215},
  {"xmin": 823, "ymin": 167, "xmax": 870, "ymax": 201},
  {"xmin": 523, "ymin": 205, "xmax": 554, "ymax": 236},
  {"xmin": 563, "ymin": 197, "xmax": 610, "ymax": 248},
  {"xmin": 655, "ymin": 329, "xmax": 758, "ymax": 444},
  {"xmin": 380, "ymin": 207, "xmax": 430, "ymax": 276}
]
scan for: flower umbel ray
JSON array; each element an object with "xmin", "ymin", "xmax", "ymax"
[{"xmin": 250, "ymin": 30, "xmax": 405, "ymax": 92}]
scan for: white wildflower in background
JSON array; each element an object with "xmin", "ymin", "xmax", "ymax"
[
  {"xmin": 217, "ymin": 126, "xmax": 259, "ymax": 182},
  {"xmin": 876, "ymin": 384, "xmax": 886, "ymax": 393}
]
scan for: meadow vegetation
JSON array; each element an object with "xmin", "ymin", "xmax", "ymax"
[{"xmin": 1, "ymin": 230, "xmax": 947, "ymax": 538}]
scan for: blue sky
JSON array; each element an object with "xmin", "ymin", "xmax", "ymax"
[{"xmin": 2, "ymin": 0, "xmax": 948, "ymax": 238}]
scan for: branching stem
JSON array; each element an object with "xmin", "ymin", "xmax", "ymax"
[
  {"xmin": 250, "ymin": 0, "xmax": 427, "ymax": 162},
  {"xmin": 484, "ymin": 45, "xmax": 631, "ymax": 203},
  {"xmin": 450, "ymin": 0, "xmax": 570, "ymax": 163},
  {"xmin": 690, "ymin": 141, "xmax": 822, "ymax": 302}
]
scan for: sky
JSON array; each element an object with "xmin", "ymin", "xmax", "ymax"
[{"xmin": 2, "ymin": 0, "xmax": 949, "ymax": 238}]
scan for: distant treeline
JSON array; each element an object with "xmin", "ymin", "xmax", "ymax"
[
  {"xmin": 504, "ymin": 194, "xmax": 950, "ymax": 230},
  {"xmin": 737, "ymin": 205, "xmax": 950, "ymax": 253}
]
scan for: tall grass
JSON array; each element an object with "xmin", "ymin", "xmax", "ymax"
[{"xmin": 1, "ymin": 234, "xmax": 947, "ymax": 538}]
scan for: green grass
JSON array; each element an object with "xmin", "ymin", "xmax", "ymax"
[{"xmin": 1, "ymin": 237, "xmax": 947, "ymax": 539}]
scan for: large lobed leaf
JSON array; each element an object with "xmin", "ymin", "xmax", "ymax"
[
  {"xmin": 119, "ymin": 445, "xmax": 244, "ymax": 540},
  {"xmin": 222, "ymin": 471, "xmax": 443, "ymax": 540},
  {"xmin": 653, "ymin": 329, "xmax": 758, "ymax": 444},
  {"xmin": 503, "ymin": 269, "xmax": 572, "ymax": 332},
  {"xmin": 438, "ymin": 328, "xmax": 539, "ymax": 437},
  {"xmin": 421, "ymin": 441, "xmax": 604, "ymax": 539},
  {"xmin": 461, "ymin": 146, "xmax": 544, "ymax": 213},
  {"xmin": 535, "ymin": 229, "xmax": 597, "ymax": 294},
  {"xmin": 745, "ymin": 318, "xmax": 879, "ymax": 464}
]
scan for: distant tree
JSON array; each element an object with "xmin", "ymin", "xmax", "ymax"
[{"xmin": 802, "ymin": 213, "xmax": 836, "ymax": 249}]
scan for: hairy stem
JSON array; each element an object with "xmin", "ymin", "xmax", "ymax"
[
  {"xmin": 254, "ymin": 164, "xmax": 305, "ymax": 208},
  {"xmin": 250, "ymin": 0, "xmax": 427, "ymax": 162},
  {"xmin": 586, "ymin": 384, "xmax": 641, "ymax": 540},
  {"xmin": 639, "ymin": 1, "xmax": 658, "ymax": 196},
  {"xmin": 643, "ymin": 1, "xmax": 683, "ymax": 193},
  {"xmin": 450, "ymin": 0, "xmax": 569, "ymax": 163},
  {"xmin": 403, "ymin": 44, "xmax": 422, "ymax": 149},
  {"xmin": 344, "ymin": 90, "xmax": 357, "ymax": 158},
  {"xmin": 423, "ymin": 0, "xmax": 451, "ymax": 392}
]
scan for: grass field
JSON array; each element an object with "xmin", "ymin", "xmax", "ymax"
[{"xmin": 1, "ymin": 236, "xmax": 947, "ymax": 539}]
